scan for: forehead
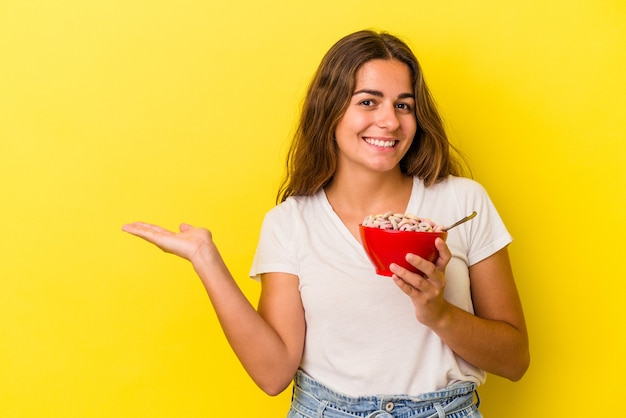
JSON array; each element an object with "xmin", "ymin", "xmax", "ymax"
[{"xmin": 354, "ymin": 59, "xmax": 413, "ymax": 91}]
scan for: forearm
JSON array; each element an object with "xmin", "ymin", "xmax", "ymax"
[
  {"xmin": 190, "ymin": 247, "xmax": 300, "ymax": 394},
  {"xmin": 431, "ymin": 301, "xmax": 530, "ymax": 381},
  {"xmin": 121, "ymin": 222, "xmax": 300, "ymax": 394}
]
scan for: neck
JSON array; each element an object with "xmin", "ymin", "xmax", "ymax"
[{"xmin": 325, "ymin": 168, "xmax": 413, "ymax": 216}]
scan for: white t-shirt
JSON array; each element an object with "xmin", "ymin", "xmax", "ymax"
[{"xmin": 250, "ymin": 176, "xmax": 512, "ymax": 396}]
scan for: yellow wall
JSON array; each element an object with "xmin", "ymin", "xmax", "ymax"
[{"xmin": 1, "ymin": 1, "xmax": 624, "ymax": 416}]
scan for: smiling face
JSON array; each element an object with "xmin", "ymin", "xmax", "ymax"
[{"xmin": 334, "ymin": 59, "xmax": 417, "ymax": 177}]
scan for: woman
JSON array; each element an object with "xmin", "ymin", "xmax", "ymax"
[{"xmin": 123, "ymin": 30, "xmax": 529, "ymax": 417}]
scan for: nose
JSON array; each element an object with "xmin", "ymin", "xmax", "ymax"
[{"xmin": 375, "ymin": 104, "xmax": 400, "ymax": 131}]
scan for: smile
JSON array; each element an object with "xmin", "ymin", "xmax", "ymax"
[{"xmin": 364, "ymin": 137, "xmax": 397, "ymax": 148}]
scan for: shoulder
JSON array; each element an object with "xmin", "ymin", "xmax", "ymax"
[
  {"xmin": 443, "ymin": 175, "xmax": 487, "ymax": 193},
  {"xmin": 263, "ymin": 193, "xmax": 322, "ymax": 225},
  {"xmin": 420, "ymin": 175, "xmax": 502, "ymax": 227},
  {"xmin": 424, "ymin": 175, "xmax": 490, "ymax": 200}
]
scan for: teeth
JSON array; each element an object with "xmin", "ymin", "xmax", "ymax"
[{"xmin": 365, "ymin": 138, "xmax": 396, "ymax": 148}]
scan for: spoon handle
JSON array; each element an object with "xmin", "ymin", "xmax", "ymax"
[{"xmin": 444, "ymin": 211, "xmax": 477, "ymax": 231}]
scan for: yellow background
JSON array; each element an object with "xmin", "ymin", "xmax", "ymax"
[{"xmin": 1, "ymin": 0, "xmax": 624, "ymax": 416}]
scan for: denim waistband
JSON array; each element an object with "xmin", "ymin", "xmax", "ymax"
[{"xmin": 290, "ymin": 370, "xmax": 480, "ymax": 418}]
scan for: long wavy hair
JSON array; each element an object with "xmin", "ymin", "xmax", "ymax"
[{"xmin": 277, "ymin": 30, "xmax": 465, "ymax": 203}]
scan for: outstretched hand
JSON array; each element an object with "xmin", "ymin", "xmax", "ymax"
[
  {"xmin": 121, "ymin": 222, "xmax": 215, "ymax": 263},
  {"xmin": 389, "ymin": 237, "xmax": 452, "ymax": 327}
]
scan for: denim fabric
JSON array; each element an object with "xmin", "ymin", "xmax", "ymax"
[{"xmin": 287, "ymin": 370, "xmax": 482, "ymax": 418}]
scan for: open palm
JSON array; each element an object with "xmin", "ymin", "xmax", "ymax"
[{"xmin": 122, "ymin": 222, "xmax": 214, "ymax": 262}]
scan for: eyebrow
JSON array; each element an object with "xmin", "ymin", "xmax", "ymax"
[{"xmin": 353, "ymin": 89, "xmax": 415, "ymax": 99}]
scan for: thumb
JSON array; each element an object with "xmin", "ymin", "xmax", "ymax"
[{"xmin": 435, "ymin": 237, "xmax": 451, "ymax": 265}]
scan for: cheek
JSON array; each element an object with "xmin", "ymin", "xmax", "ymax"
[
  {"xmin": 338, "ymin": 111, "xmax": 370, "ymax": 134},
  {"xmin": 402, "ymin": 118, "xmax": 418, "ymax": 138}
]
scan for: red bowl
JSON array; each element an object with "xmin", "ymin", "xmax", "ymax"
[{"xmin": 359, "ymin": 225, "xmax": 448, "ymax": 277}]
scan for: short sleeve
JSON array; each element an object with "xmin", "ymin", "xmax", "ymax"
[
  {"xmin": 249, "ymin": 202, "xmax": 299, "ymax": 281},
  {"xmin": 452, "ymin": 178, "xmax": 512, "ymax": 266}
]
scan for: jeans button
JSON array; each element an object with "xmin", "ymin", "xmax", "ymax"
[{"xmin": 385, "ymin": 402, "xmax": 394, "ymax": 412}]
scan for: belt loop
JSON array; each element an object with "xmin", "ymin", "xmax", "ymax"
[
  {"xmin": 317, "ymin": 400, "xmax": 329, "ymax": 418},
  {"xmin": 474, "ymin": 389, "xmax": 481, "ymax": 408},
  {"xmin": 433, "ymin": 402, "xmax": 445, "ymax": 418}
]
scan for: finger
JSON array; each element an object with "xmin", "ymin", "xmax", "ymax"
[
  {"xmin": 136, "ymin": 222, "xmax": 173, "ymax": 234},
  {"xmin": 121, "ymin": 222, "xmax": 174, "ymax": 241},
  {"xmin": 179, "ymin": 223, "xmax": 194, "ymax": 232},
  {"xmin": 391, "ymin": 274, "xmax": 416, "ymax": 296},
  {"xmin": 121, "ymin": 222, "xmax": 147, "ymax": 234},
  {"xmin": 390, "ymin": 262, "xmax": 427, "ymax": 288},
  {"xmin": 404, "ymin": 253, "xmax": 437, "ymax": 278},
  {"xmin": 434, "ymin": 237, "xmax": 452, "ymax": 269}
]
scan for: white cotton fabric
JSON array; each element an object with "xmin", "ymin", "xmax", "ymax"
[{"xmin": 249, "ymin": 175, "xmax": 512, "ymax": 397}]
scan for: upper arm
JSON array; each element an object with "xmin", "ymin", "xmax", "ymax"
[
  {"xmin": 257, "ymin": 272, "xmax": 306, "ymax": 375},
  {"xmin": 469, "ymin": 247, "xmax": 528, "ymax": 336}
]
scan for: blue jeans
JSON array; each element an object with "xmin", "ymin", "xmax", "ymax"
[{"xmin": 287, "ymin": 370, "xmax": 482, "ymax": 418}]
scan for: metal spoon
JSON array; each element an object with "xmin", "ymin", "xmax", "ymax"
[{"xmin": 443, "ymin": 211, "xmax": 477, "ymax": 232}]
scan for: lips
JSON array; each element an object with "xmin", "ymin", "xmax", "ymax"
[{"xmin": 364, "ymin": 137, "xmax": 397, "ymax": 148}]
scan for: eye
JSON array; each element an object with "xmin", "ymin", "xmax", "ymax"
[
  {"xmin": 358, "ymin": 99, "xmax": 376, "ymax": 107},
  {"xmin": 395, "ymin": 102, "xmax": 414, "ymax": 112}
]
